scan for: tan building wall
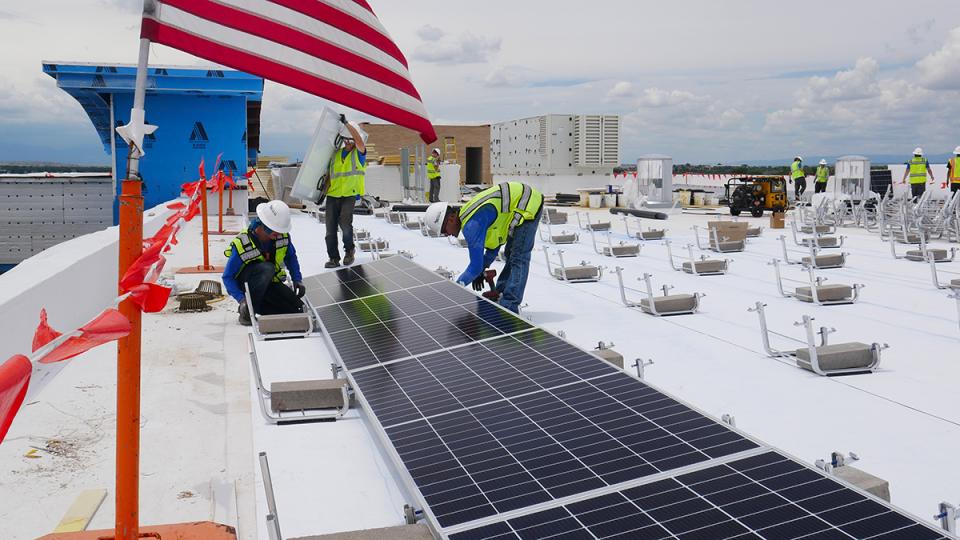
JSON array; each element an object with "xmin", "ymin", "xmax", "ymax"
[{"xmin": 359, "ymin": 123, "xmax": 492, "ymax": 185}]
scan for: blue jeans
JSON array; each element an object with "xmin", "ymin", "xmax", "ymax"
[{"xmin": 496, "ymin": 208, "xmax": 542, "ymax": 313}]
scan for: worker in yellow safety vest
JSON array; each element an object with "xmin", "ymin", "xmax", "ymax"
[
  {"xmin": 427, "ymin": 148, "xmax": 442, "ymax": 203},
  {"xmin": 222, "ymin": 201, "xmax": 304, "ymax": 326},
  {"xmin": 424, "ymin": 182, "xmax": 544, "ymax": 313},
  {"xmin": 948, "ymin": 146, "xmax": 960, "ymax": 194},
  {"xmin": 900, "ymin": 147, "xmax": 935, "ymax": 199},
  {"xmin": 814, "ymin": 159, "xmax": 830, "ymax": 194},
  {"xmin": 325, "ymin": 115, "xmax": 367, "ymax": 268},
  {"xmin": 790, "ymin": 156, "xmax": 806, "ymax": 200}
]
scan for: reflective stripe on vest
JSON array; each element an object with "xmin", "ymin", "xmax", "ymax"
[
  {"xmin": 224, "ymin": 231, "xmax": 288, "ymax": 282},
  {"xmin": 459, "ymin": 182, "xmax": 543, "ymax": 249},
  {"xmin": 790, "ymin": 161, "xmax": 804, "ymax": 180},
  {"xmin": 427, "ymin": 156, "xmax": 441, "ymax": 180},
  {"xmin": 909, "ymin": 156, "xmax": 928, "ymax": 184},
  {"xmin": 327, "ymin": 148, "xmax": 366, "ymax": 197},
  {"xmin": 950, "ymin": 157, "xmax": 960, "ymax": 183},
  {"xmin": 815, "ymin": 166, "xmax": 829, "ymax": 183}
]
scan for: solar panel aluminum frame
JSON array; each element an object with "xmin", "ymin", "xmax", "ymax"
[{"xmin": 307, "ymin": 281, "xmax": 769, "ymax": 538}]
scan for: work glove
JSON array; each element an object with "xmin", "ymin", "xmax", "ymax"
[
  {"xmin": 471, "ymin": 274, "xmax": 485, "ymax": 291},
  {"xmin": 294, "ymin": 281, "xmax": 306, "ymax": 298},
  {"xmin": 339, "ymin": 113, "xmax": 348, "ymax": 125}
]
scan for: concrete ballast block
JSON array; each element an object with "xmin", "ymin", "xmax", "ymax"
[
  {"xmin": 640, "ymin": 294, "xmax": 697, "ymax": 314},
  {"xmin": 555, "ymin": 266, "xmax": 599, "ymax": 280},
  {"xmin": 795, "ymin": 342, "xmax": 874, "ymax": 372},
  {"xmin": 606, "ymin": 245, "xmax": 640, "ymax": 257},
  {"xmin": 551, "ymin": 234, "xmax": 578, "ymax": 244},
  {"xmin": 588, "ymin": 222, "xmax": 612, "ymax": 231},
  {"xmin": 592, "ymin": 348, "xmax": 624, "ymax": 368},
  {"xmin": 638, "ymin": 230, "xmax": 666, "ymax": 240},
  {"xmin": 951, "ymin": 278, "xmax": 960, "ymax": 288},
  {"xmin": 683, "ymin": 260, "xmax": 727, "ymax": 274},
  {"xmin": 795, "ymin": 284, "xmax": 852, "ymax": 302},
  {"xmin": 905, "ymin": 248, "xmax": 948, "ymax": 262},
  {"xmin": 291, "ymin": 524, "xmax": 433, "ymax": 540},
  {"xmin": 257, "ymin": 313, "xmax": 311, "ymax": 334},
  {"xmin": 832, "ymin": 465, "xmax": 891, "ymax": 502},
  {"xmin": 270, "ymin": 379, "xmax": 349, "ymax": 412},
  {"xmin": 802, "ymin": 254, "xmax": 845, "ymax": 268}
]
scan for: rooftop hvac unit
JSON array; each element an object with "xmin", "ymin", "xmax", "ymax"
[
  {"xmin": 574, "ymin": 115, "xmax": 620, "ymax": 167},
  {"xmin": 834, "ymin": 156, "xmax": 870, "ymax": 199}
]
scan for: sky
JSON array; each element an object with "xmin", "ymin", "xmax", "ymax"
[{"xmin": 2, "ymin": 1, "xmax": 960, "ymax": 165}]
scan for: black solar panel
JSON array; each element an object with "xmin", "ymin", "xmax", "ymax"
[
  {"xmin": 450, "ymin": 451, "xmax": 949, "ymax": 540},
  {"xmin": 305, "ymin": 260, "xmax": 944, "ymax": 540},
  {"xmin": 302, "ymin": 256, "xmax": 445, "ymax": 308}
]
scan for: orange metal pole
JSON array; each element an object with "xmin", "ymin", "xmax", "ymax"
[
  {"xmin": 201, "ymin": 179, "xmax": 211, "ymax": 268},
  {"xmin": 116, "ymin": 177, "xmax": 143, "ymax": 540},
  {"xmin": 217, "ymin": 172, "xmax": 224, "ymax": 233}
]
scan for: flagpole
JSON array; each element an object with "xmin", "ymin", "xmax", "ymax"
[{"xmin": 115, "ymin": 31, "xmax": 151, "ymax": 540}]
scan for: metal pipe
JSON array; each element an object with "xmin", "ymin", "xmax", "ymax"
[
  {"xmin": 608, "ymin": 207, "xmax": 669, "ymax": 220},
  {"xmin": 259, "ymin": 452, "xmax": 282, "ymax": 540}
]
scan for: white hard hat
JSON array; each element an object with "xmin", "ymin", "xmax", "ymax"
[
  {"xmin": 432, "ymin": 148, "xmax": 441, "ymax": 156},
  {"xmin": 819, "ymin": 159, "xmax": 827, "ymax": 165},
  {"xmin": 256, "ymin": 200, "xmax": 292, "ymax": 233},
  {"xmin": 424, "ymin": 202, "xmax": 449, "ymax": 235},
  {"xmin": 339, "ymin": 121, "xmax": 368, "ymax": 144},
  {"xmin": 795, "ymin": 155, "xmax": 803, "ymax": 161},
  {"xmin": 914, "ymin": 147, "xmax": 924, "ymax": 156},
  {"xmin": 954, "ymin": 145, "xmax": 960, "ymax": 155}
]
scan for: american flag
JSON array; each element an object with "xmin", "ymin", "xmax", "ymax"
[{"xmin": 141, "ymin": 0, "xmax": 437, "ymax": 143}]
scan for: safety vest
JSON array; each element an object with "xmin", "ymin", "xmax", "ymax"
[
  {"xmin": 908, "ymin": 156, "xmax": 929, "ymax": 184},
  {"xmin": 815, "ymin": 165, "xmax": 829, "ymax": 183},
  {"xmin": 790, "ymin": 161, "xmax": 804, "ymax": 180},
  {"xmin": 427, "ymin": 155, "xmax": 441, "ymax": 180},
  {"xmin": 224, "ymin": 231, "xmax": 289, "ymax": 282},
  {"xmin": 950, "ymin": 157, "xmax": 960, "ymax": 183},
  {"xmin": 460, "ymin": 182, "xmax": 543, "ymax": 250},
  {"xmin": 327, "ymin": 148, "xmax": 366, "ymax": 197}
]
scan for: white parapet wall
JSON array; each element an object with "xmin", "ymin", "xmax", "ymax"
[{"xmin": 0, "ymin": 201, "xmax": 171, "ymax": 394}]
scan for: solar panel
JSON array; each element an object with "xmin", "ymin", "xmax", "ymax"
[
  {"xmin": 312, "ymin": 281, "xmax": 533, "ymax": 370},
  {"xmin": 302, "ymin": 256, "xmax": 446, "ymax": 308},
  {"xmin": 449, "ymin": 451, "xmax": 949, "ymax": 540},
  {"xmin": 305, "ymin": 260, "xmax": 946, "ymax": 540}
]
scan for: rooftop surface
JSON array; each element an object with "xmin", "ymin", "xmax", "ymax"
[{"xmin": 1, "ymin": 201, "xmax": 958, "ymax": 539}]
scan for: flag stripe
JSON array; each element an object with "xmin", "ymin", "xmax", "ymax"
[
  {"xmin": 351, "ymin": 0, "xmax": 374, "ymax": 13},
  {"xmin": 269, "ymin": 0, "xmax": 407, "ymax": 68},
  {"xmin": 142, "ymin": 18, "xmax": 437, "ymax": 142},
  {"xmin": 220, "ymin": 0, "xmax": 408, "ymax": 76},
  {"xmin": 154, "ymin": 4, "xmax": 427, "ymax": 116},
  {"xmin": 162, "ymin": 0, "xmax": 421, "ymax": 99}
]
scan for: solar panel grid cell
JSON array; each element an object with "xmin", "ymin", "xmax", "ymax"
[{"xmin": 449, "ymin": 451, "xmax": 949, "ymax": 540}]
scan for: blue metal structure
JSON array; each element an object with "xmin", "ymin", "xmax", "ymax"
[{"xmin": 43, "ymin": 62, "xmax": 263, "ymax": 222}]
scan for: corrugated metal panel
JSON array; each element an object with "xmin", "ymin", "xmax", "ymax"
[{"xmin": 0, "ymin": 177, "xmax": 111, "ymax": 264}]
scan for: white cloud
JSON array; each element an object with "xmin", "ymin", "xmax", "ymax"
[
  {"xmin": 606, "ymin": 81, "xmax": 637, "ymax": 99},
  {"xmin": 412, "ymin": 32, "xmax": 501, "ymax": 65},
  {"xmin": 483, "ymin": 66, "xmax": 537, "ymax": 88},
  {"xmin": 917, "ymin": 26, "xmax": 960, "ymax": 90},
  {"xmin": 416, "ymin": 25, "xmax": 445, "ymax": 42},
  {"xmin": 799, "ymin": 57, "xmax": 881, "ymax": 103},
  {"xmin": 636, "ymin": 88, "xmax": 707, "ymax": 108}
]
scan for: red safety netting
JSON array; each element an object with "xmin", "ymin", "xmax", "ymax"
[
  {"xmin": 0, "ymin": 355, "xmax": 31, "ymax": 442},
  {"xmin": 0, "ymin": 157, "xmax": 225, "ymax": 444}
]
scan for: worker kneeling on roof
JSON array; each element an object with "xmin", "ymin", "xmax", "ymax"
[
  {"xmin": 425, "ymin": 182, "xmax": 543, "ymax": 313},
  {"xmin": 222, "ymin": 200, "xmax": 305, "ymax": 326}
]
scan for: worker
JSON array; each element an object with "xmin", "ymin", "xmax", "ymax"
[
  {"xmin": 814, "ymin": 159, "xmax": 829, "ymax": 193},
  {"xmin": 427, "ymin": 148, "xmax": 442, "ymax": 203},
  {"xmin": 948, "ymin": 146, "xmax": 960, "ymax": 194},
  {"xmin": 222, "ymin": 201, "xmax": 305, "ymax": 326},
  {"xmin": 325, "ymin": 114, "xmax": 367, "ymax": 268},
  {"xmin": 790, "ymin": 156, "xmax": 806, "ymax": 200},
  {"xmin": 901, "ymin": 147, "xmax": 935, "ymax": 199},
  {"xmin": 424, "ymin": 181, "xmax": 543, "ymax": 313}
]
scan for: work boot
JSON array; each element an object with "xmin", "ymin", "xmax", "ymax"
[
  {"xmin": 324, "ymin": 259, "xmax": 340, "ymax": 269},
  {"xmin": 343, "ymin": 249, "xmax": 356, "ymax": 266},
  {"xmin": 238, "ymin": 303, "xmax": 252, "ymax": 326}
]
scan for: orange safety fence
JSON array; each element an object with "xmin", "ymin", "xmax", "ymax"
[{"xmin": 0, "ymin": 157, "xmax": 221, "ymax": 444}]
